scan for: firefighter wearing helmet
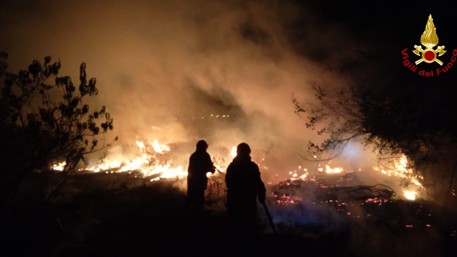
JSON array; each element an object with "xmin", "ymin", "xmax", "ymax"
[
  {"xmin": 225, "ymin": 142, "xmax": 266, "ymax": 236},
  {"xmin": 187, "ymin": 140, "xmax": 215, "ymax": 219}
]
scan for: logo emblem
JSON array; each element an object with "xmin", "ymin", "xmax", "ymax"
[{"xmin": 412, "ymin": 14, "xmax": 446, "ymax": 65}]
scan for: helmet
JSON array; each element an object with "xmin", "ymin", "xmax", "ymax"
[
  {"xmin": 236, "ymin": 142, "xmax": 251, "ymax": 156},
  {"xmin": 196, "ymin": 140, "xmax": 208, "ymax": 150}
]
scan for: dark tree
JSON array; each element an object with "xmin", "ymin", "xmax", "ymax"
[
  {"xmin": 293, "ymin": 70, "xmax": 457, "ymax": 204},
  {"xmin": 0, "ymin": 52, "xmax": 116, "ymax": 207},
  {"xmin": 285, "ymin": 0, "xmax": 457, "ymax": 206}
]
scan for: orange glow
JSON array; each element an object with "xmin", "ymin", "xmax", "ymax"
[
  {"xmin": 51, "ymin": 161, "xmax": 66, "ymax": 171},
  {"xmin": 52, "ymin": 139, "xmax": 188, "ymax": 182},
  {"xmin": 318, "ymin": 164, "xmax": 344, "ymax": 174},
  {"xmin": 373, "ymin": 154, "xmax": 425, "ymax": 201},
  {"xmin": 230, "ymin": 146, "xmax": 237, "ymax": 158},
  {"xmin": 50, "ymin": 140, "xmax": 425, "ymax": 202},
  {"xmin": 403, "ymin": 190, "xmax": 417, "ymax": 201}
]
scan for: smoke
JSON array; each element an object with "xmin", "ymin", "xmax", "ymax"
[
  {"xmin": 261, "ymin": 176, "xmax": 447, "ymax": 257},
  {"xmin": 1, "ymin": 0, "xmax": 350, "ymax": 177},
  {"xmin": 0, "ymin": 0, "xmax": 416, "ymax": 187}
]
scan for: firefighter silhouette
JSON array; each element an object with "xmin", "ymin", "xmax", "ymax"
[
  {"xmin": 225, "ymin": 142, "xmax": 266, "ymax": 236},
  {"xmin": 187, "ymin": 139, "xmax": 215, "ymax": 218}
]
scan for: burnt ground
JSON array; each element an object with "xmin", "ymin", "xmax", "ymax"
[{"xmin": 1, "ymin": 172, "xmax": 457, "ymax": 257}]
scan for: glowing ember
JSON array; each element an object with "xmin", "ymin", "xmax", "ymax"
[
  {"xmin": 51, "ymin": 161, "xmax": 66, "ymax": 171},
  {"xmin": 288, "ymin": 166, "xmax": 308, "ymax": 181}
]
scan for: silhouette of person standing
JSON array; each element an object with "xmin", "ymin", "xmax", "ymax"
[
  {"xmin": 225, "ymin": 142, "xmax": 266, "ymax": 237},
  {"xmin": 187, "ymin": 140, "xmax": 215, "ymax": 219}
]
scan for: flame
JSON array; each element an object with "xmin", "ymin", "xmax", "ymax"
[
  {"xmin": 50, "ymin": 139, "xmax": 239, "ymax": 185},
  {"xmin": 318, "ymin": 164, "xmax": 344, "ymax": 174},
  {"xmin": 403, "ymin": 190, "xmax": 417, "ymax": 201},
  {"xmin": 230, "ymin": 146, "xmax": 237, "ymax": 158},
  {"xmin": 51, "ymin": 161, "xmax": 66, "ymax": 171},
  {"xmin": 288, "ymin": 166, "xmax": 309, "ymax": 181},
  {"xmin": 151, "ymin": 140, "xmax": 170, "ymax": 153},
  {"xmin": 51, "ymin": 139, "xmax": 188, "ymax": 182},
  {"xmin": 420, "ymin": 14, "xmax": 439, "ymax": 49},
  {"xmin": 50, "ymin": 138, "xmax": 424, "ymax": 202},
  {"xmin": 374, "ymin": 154, "xmax": 424, "ymax": 201}
]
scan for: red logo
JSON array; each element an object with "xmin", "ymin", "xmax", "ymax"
[{"xmin": 401, "ymin": 14, "xmax": 456, "ymax": 77}]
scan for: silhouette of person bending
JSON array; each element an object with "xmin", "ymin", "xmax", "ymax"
[
  {"xmin": 187, "ymin": 140, "xmax": 215, "ymax": 219},
  {"xmin": 225, "ymin": 142, "xmax": 266, "ymax": 237}
]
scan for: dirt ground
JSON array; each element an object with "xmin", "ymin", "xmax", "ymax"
[{"xmin": 1, "ymin": 172, "xmax": 457, "ymax": 257}]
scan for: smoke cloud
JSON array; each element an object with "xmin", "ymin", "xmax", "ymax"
[{"xmin": 0, "ymin": 0, "xmax": 430, "ymax": 188}]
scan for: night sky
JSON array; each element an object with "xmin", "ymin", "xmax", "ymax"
[{"xmin": 1, "ymin": 0, "xmax": 457, "ymax": 183}]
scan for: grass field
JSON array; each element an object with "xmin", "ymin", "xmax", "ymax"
[{"xmin": 2, "ymin": 172, "xmax": 457, "ymax": 257}]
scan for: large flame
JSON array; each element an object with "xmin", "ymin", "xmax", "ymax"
[
  {"xmin": 52, "ymin": 139, "xmax": 188, "ymax": 182},
  {"xmin": 51, "ymin": 139, "xmax": 425, "ymax": 201}
]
